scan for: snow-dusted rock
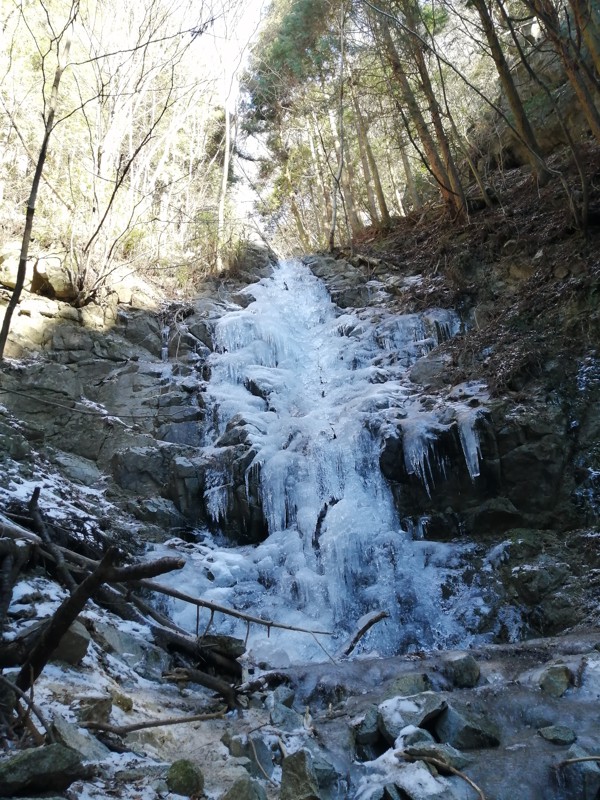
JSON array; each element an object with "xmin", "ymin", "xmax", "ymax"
[
  {"xmin": 441, "ymin": 652, "xmax": 480, "ymax": 688},
  {"xmin": 0, "ymin": 743, "xmax": 91, "ymax": 795}
]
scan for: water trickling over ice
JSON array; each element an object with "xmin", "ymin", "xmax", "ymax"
[{"xmin": 162, "ymin": 260, "xmax": 488, "ymax": 663}]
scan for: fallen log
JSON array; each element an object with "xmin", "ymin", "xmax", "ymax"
[
  {"xmin": 82, "ymin": 708, "xmax": 225, "ymax": 736},
  {"xmin": 164, "ymin": 667, "xmax": 239, "ymax": 710},
  {"xmin": 0, "ymin": 513, "xmax": 42, "ymax": 544}
]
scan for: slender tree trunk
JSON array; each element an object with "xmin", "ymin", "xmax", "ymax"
[
  {"xmin": 410, "ymin": 37, "xmax": 467, "ymax": 216},
  {"xmin": 567, "ymin": 0, "xmax": 600, "ymax": 77},
  {"xmin": 308, "ymin": 117, "xmax": 332, "ymax": 245},
  {"xmin": 527, "ymin": 0, "xmax": 600, "ymax": 143},
  {"xmin": 351, "ymin": 83, "xmax": 391, "ymax": 227},
  {"xmin": 398, "ymin": 131, "xmax": 422, "ymax": 211},
  {"xmin": 216, "ymin": 104, "xmax": 232, "ymax": 272},
  {"xmin": 471, "ymin": 0, "xmax": 551, "ymax": 182},
  {"xmin": 377, "ymin": 19, "xmax": 458, "ymax": 215},
  {"xmin": 350, "ymin": 84, "xmax": 380, "ymax": 224},
  {"xmin": 0, "ymin": 27, "xmax": 73, "ymax": 360}
]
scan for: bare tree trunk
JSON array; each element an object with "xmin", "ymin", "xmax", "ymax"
[
  {"xmin": 377, "ymin": 19, "xmax": 459, "ymax": 215},
  {"xmin": 216, "ymin": 104, "xmax": 232, "ymax": 271},
  {"xmin": 350, "ymin": 83, "xmax": 380, "ymax": 224},
  {"xmin": 0, "ymin": 23, "xmax": 74, "ymax": 360},
  {"xmin": 470, "ymin": 0, "xmax": 551, "ymax": 182},
  {"xmin": 526, "ymin": 0, "xmax": 600, "ymax": 143},
  {"xmin": 567, "ymin": 0, "xmax": 600, "ymax": 76}
]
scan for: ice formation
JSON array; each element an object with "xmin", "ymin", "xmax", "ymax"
[{"xmin": 161, "ymin": 260, "xmax": 489, "ymax": 662}]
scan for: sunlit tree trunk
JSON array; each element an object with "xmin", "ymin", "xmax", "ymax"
[
  {"xmin": 0, "ymin": 19, "xmax": 74, "ymax": 360},
  {"xmin": 525, "ymin": 0, "xmax": 600, "ymax": 143},
  {"xmin": 377, "ymin": 19, "xmax": 460, "ymax": 215},
  {"xmin": 471, "ymin": 0, "xmax": 551, "ymax": 182}
]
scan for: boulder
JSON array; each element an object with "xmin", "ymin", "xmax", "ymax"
[
  {"xmin": 280, "ymin": 749, "xmax": 321, "ymax": 800},
  {"xmin": 561, "ymin": 744, "xmax": 600, "ymax": 800},
  {"xmin": 223, "ymin": 732, "xmax": 274, "ymax": 778},
  {"xmin": 352, "ymin": 705, "xmax": 380, "ymax": 745},
  {"xmin": 221, "ymin": 775, "xmax": 267, "ymax": 800},
  {"xmin": 442, "ymin": 653, "xmax": 480, "ymax": 688},
  {"xmin": 432, "ymin": 706, "xmax": 500, "ymax": 749},
  {"xmin": 0, "ymin": 743, "xmax": 90, "ymax": 795},
  {"xmin": 403, "ymin": 742, "xmax": 470, "ymax": 770},
  {"xmin": 270, "ymin": 702, "xmax": 304, "ymax": 732},
  {"xmin": 166, "ymin": 759, "xmax": 204, "ymax": 796},
  {"xmin": 384, "ymin": 673, "xmax": 431, "ymax": 698},
  {"xmin": 0, "ymin": 243, "xmax": 33, "ymax": 290},
  {"xmin": 51, "ymin": 619, "xmax": 90, "ymax": 665},
  {"xmin": 52, "ymin": 717, "xmax": 112, "ymax": 762},
  {"xmin": 74, "ymin": 694, "xmax": 112, "ymax": 724},
  {"xmin": 92, "ymin": 621, "xmax": 171, "ymax": 680},
  {"xmin": 538, "ymin": 664, "xmax": 573, "ymax": 697},
  {"xmin": 538, "ymin": 724, "xmax": 576, "ymax": 745},
  {"xmin": 32, "ymin": 254, "xmax": 76, "ymax": 301},
  {"xmin": 378, "ymin": 693, "xmax": 447, "ymax": 744}
]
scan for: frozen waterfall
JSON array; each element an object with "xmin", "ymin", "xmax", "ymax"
[{"xmin": 160, "ymin": 260, "xmax": 487, "ymax": 664}]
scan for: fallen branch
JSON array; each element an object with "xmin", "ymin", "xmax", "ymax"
[
  {"xmin": 0, "ymin": 673, "xmax": 54, "ymax": 743},
  {"xmin": 558, "ymin": 757, "xmax": 600, "ymax": 766},
  {"xmin": 15, "ymin": 548, "xmax": 185, "ymax": 693},
  {"xmin": 29, "ymin": 487, "xmax": 77, "ymax": 592},
  {"xmin": 137, "ymin": 578, "xmax": 333, "ymax": 636},
  {"xmin": 0, "ymin": 513, "xmax": 42, "ymax": 544},
  {"xmin": 397, "ymin": 752, "xmax": 486, "ymax": 800},
  {"xmin": 151, "ymin": 626, "xmax": 243, "ymax": 680},
  {"xmin": 82, "ymin": 708, "xmax": 226, "ymax": 736},
  {"xmin": 164, "ymin": 667, "xmax": 239, "ymax": 710},
  {"xmin": 338, "ymin": 610, "xmax": 389, "ymax": 658},
  {"xmin": 238, "ymin": 671, "xmax": 292, "ymax": 696}
]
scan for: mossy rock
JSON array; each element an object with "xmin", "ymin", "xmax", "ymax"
[{"xmin": 166, "ymin": 759, "xmax": 204, "ymax": 796}]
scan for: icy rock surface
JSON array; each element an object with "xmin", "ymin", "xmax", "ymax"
[{"xmin": 160, "ymin": 260, "xmax": 488, "ymax": 662}]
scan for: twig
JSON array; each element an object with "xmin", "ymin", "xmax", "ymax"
[
  {"xmin": 249, "ymin": 735, "xmax": 278, "ymax": 785},
  {"xmin": 397, "ymin": 752, "xmax": 486, "ymax": 800},
  {"xmin": 558, "ymin": 757, "xmax": 600, "ymax": 766},
  {"xmin": 0, "ymin": 674, "xmax": 54, "ymax": 743},
  {"xmin": 339, "ymin": 610, "xmax": 389, "ymax": 657},
  {"xmin": 82, "ymin": 709, "xmax": 226, "ymax": 736}
]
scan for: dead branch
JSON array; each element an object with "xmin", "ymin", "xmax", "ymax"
[
  {"xmin": 339, "ymin": 610, "xmax": 389, "ymax": 657},
  {"xmin": 0, "ymin": 674, "xmax": 54, "ymax": 743},
  {"xmin": 0, "ymin": 513, "xmax": 42, "ymax": 544},
  {"xmin": 105, "ymin": 557, "xmax": 185, "ymax": 583},
  {"xmin": 558, "ymin": 757, "xmax": 600, "ymax": 766},
  {"xmin": 164, "ymin": 667, "xmax": 239, "ymax": 710},
  {"xmin": 29, "ymin": 487, "xmax": 77, "ymax": 592},
  {"xmin": 82, "ymin": 708, "xmax": 226, "ymax": 736},
  {"xmin": 0, "ymin": 539, "xmax": 31, "ymax": 636},
  {"xmin": 397, "ymin": 752, "xmax": 486, "ymax": 800},
  {"xmin": 13, "ymin": 548, "xmax": 187, "ymax": 692},
  {"xmin": 15, "ymin": 547, "xmax": 121, "ymax": 692},
  {"xmin": 137, "ymin": 578, "xmax": 333, "ymax": 636},
  {"xmin": 150, "ymin": 625, "xmax": 243, "ymax": 680}
]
